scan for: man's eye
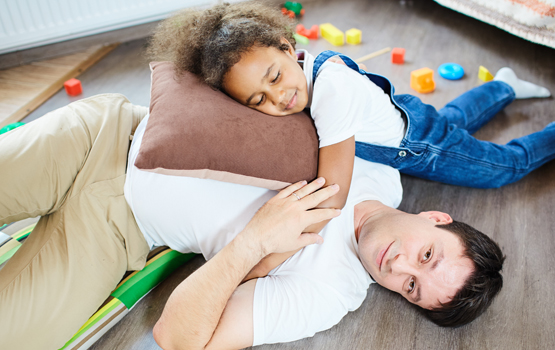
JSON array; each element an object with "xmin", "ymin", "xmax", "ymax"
[
  {"xmin": 423, "ymin": 249, "xmax": 432, "ymax": 262},
  {"xmin": 408, "ymin": 277, "xmax": 415, "ymax": 293},
  {"xmin": 256, "ymin": 95, "xmax": 264, "ymax": 106},
  {"xmin": 272, "ymin": 71, "xmax": 281, "ymax": 83}
]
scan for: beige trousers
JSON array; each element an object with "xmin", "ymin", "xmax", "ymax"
[{"xmin": 0, "ymin": 94, "xmax": 151, "ymax": 350}]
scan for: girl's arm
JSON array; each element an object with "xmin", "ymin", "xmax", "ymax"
[{"xmin": 243, "ymin": 136, "xmax": 355, "ymax": 282}]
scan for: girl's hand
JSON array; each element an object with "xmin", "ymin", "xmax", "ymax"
[{"xmin": 240, "ymin": 178, "xmax": 341, "ymax": 257}]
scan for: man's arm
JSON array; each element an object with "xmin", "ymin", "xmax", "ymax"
[
  {"xmin": 243, "ymin": 137, "xmax": 355, "ymax": 281},
  {"xmin": 153, "ymin": 179, "xmax": 341, "ymax": 350}
]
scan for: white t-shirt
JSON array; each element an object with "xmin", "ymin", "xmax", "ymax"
[
  {"xmin": 300, "ymin": 50, "xmax": 406, "ymax": 148},
  {"xmin": 124, "ymin": 115, "xmax": 403, "ymax": 345}
]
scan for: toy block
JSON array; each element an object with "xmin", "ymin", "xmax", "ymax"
[
  {"xmin": 478, "ymin": 65, "xmax": 494, "ymax": 82},
  {"xmin": 284, "ymin": 1, "xmax": 303, "ymax": 15},
  {"xmin": 346, "ymin": 28, "xmax": 362, "ymax": 45},
  {"xmin": 391, "ymin": 47, "xmax": 405, "ymax": 64},
  {"xmin": 64, "ymin": 78, "xmax": 82, "ymax": 96},
  {"xmin": 296, "ymin": 24, "xmax": 318, "ymax": 40},
  {"xmin": 293, "ymin": 33, "xmax": 309, "ymax": 45},
  {"xmin": 306, "ymin": 25, "xmax": 318, "ymax": 39},
  {"xmin": 410, "ymin": 68, "xmax": 435, "ymax": 94},
  {"xmin": 320, "ymin": 23, "xmax": 344, "ymax": 46}
]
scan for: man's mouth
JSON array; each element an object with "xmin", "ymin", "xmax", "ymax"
[
  {"xmin": 285, "ymin": 91, "xmax": 297, "ymax": 110},
  {"xmin": 377, "ymin": 241, "xmax": 394, "ymax": 271}
]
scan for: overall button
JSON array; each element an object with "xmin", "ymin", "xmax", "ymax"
[{"xmin": 398, "ymin": 150, "xmax": 407, "ymax": 157}]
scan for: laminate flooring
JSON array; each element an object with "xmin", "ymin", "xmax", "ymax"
[{"xmin": 15, "ymin": 0, "xmax": 555, "ymax": 349}]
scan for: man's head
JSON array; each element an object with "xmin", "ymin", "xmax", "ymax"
[{"xmin": 357, "ymin": 207, "xmax": 504, "ymax": 327}]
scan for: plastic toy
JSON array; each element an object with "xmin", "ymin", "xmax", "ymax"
[
  {"xmin": 346, "ymin": 28, "xmax": 362, "ymax": 45},
  {"xmin": 438, "ymin": 63, "xmax": 464, "ymax": 80},
  {"xmin": 284, "ymin": 2, "xmax": 304, "ymax": 15},
  {"xmin": 282, "ymin": 2, "xmax": 304, "ymax": 17},
  {"xmin": 293, "ymin": 33, "xmax": 309, "ymax": 45},
  {"xmin": 0, "ymin": 122, "xmax": 25, "ymax": 135},
  {"xmin": 391, "ymin": 47, "xmax": 405, "ymax": 64},
  {"xmin": 478, "ymin": 65, "xmax": 494, "ymax": 82},
  {"xmin": 410, "ymin": 67, "xmax": 435, "ymax": 93},
  {"xmin": 64, "ymin": 78, "xmax": 83, "ymax": 96},
  {"xmin": 320, "ymin": 23, "xmax": 344, "ymax": 46},
  {"xmin": 296, "ymin": 24, "xmax": 318, "ymax": 40}
]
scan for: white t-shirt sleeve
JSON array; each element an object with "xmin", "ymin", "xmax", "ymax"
[
  {"xmin": 252, "ymin": 274, "xmax": 351, "ymax": 346},
  {"xmin": 311, "ymin": 62, "xmax": 369, "ymax": 148}
]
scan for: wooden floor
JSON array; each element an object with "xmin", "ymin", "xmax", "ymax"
[
  {"xmin": 18, "ymin": 0, "xmax": 555, "ymax": 349},
  {"xmin": 0, "ymin": 44, "xmax": 117, "ymax": 128}
]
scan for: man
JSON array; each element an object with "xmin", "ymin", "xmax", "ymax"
[
  {"xmin": 0, "ymin": 95, "xmax": 504, "ymax": 350},
  {"xmin": 123, "ymin": 114, "xmax": 505, "ymax": 348}
]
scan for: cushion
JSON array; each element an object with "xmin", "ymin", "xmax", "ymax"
[{"xmin": 134, "ymin": 61, "xmax": 319, "ymax": 190}]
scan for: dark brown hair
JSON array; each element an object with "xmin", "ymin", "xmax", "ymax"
[
  {"xmin": 147, "ymin": 1, "xmax": 296, "ymax": 90},
  {"xmin": 423, "ymin": 221, "xmax": 505, "ymax": 327}
]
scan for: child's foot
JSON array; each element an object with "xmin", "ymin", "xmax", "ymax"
[{"xmin": 494, "ymin": 67, "xmax": 551, "ymax": 99}]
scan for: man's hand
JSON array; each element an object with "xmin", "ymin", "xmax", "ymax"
[
  {"xmin": 153, "ymin": 179, "xmax": 340, "ymax": 350},
  {"xmin": 241, "ymin": 177, "xmax": 341, "ymax": 257}
]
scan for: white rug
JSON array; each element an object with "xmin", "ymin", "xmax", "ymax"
[{"xmin": 434, "ymin": 0, "xmax": 555, "ymax": 49}]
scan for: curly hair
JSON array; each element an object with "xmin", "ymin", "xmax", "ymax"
[
  {"xmin": 147, "ymin": 1, "xmax": 296, "ymax": 90},
  {"xmin": 422, "ymin": 221, "xmax": 505, "ymax": 327}
]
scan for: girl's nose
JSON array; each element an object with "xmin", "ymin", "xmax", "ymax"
[{"xmin": 269, "ymin": 87, "xmax": 286, "ymax": 106}]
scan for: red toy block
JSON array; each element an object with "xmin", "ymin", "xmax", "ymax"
[
  {"xmin": 391, "ymin": 47, "xmax": 405, "ymax": 64},
  {"xmin": 281, "ymin": 7, "xmax": 288, "ymax": 15},
  {"xmin": 296, "ymin": 24, "xmax": 319, "ymax": 40},
  {"xmin": 64, "ymin": 78, "xmax": 82, "ymax": 96}
]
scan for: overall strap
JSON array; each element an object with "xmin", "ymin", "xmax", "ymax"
[{"xmin": 312, "ymin": 50, "xmax": 363, "ymax": 83}]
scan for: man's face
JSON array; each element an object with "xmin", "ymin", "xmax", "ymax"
[
  {"xmin": 222, "ymin": 39, "xmax": 309, "ymax": 116},
  {"xmin": 358, "ymin": 211, "xmax": 474, "ymax": 310}
]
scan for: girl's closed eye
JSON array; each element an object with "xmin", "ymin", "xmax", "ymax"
[
  {"xmin": 256, "ymin": 95, "xmax": 265, "ymax": 106},
  {"xmin": 272, "ymin": 71, "xmax": 281, "ymax": 83}
]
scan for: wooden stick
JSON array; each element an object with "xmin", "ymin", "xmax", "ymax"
[{"xmin": 355, "ymin": 47, "xmax": 391, "ymax": 63}]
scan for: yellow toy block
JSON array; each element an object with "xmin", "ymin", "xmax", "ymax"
[
  {"xmin": 346, "ymin": 28, "xmax": 361, "ymax": 45},
  {"xmin": 320, "ymin": 23, "xmax": 344, "ymax": 46},
  {"xmin": 410, "ymin": 67, "xmax": 435, "ymax": 94},
  {"xmin": 478, "ymin": 65, "xmax": 494, "ymax": 82}
]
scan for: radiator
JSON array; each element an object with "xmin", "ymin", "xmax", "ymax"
[{"xmin": 0, "ymin": 0, "xmax": 214, "ymax": 54}]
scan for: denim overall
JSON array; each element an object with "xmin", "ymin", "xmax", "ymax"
[{"xmin": 313, "ymin": 51, "xmax": 555, "ymax": 188}]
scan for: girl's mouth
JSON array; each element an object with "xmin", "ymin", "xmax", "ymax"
[{"xmin": 285, "ymin": 91, "xmax": 297, "ymax": 110}]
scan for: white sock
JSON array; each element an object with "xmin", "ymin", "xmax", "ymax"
[{"xmin": 494, "ymin": 67, "xmax": 551, "ymax": 99}]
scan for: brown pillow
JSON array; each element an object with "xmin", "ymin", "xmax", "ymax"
[{"xmin": 134, "ymin": 61, "xmax": 319, "ymax": 190}]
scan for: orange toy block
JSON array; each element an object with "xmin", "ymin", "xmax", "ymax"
[
  {"xmin": 391, "ymin": 47, "xmax": 405, "ymax": 64},
  {"xmin": 296, "ymin": 24, "xmax": 319, "ymax": 40},
  {"xmin": 64, "ymin": 78, "xmax": 82, "ymax": 96},
  {"xmin": 410, "ymin": 68, "xmax": 435, "ymax": 93}
]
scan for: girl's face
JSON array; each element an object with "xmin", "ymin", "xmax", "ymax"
[{"xmin": 222, "ymin": 39, "xmax": 309, "ymax": 116}]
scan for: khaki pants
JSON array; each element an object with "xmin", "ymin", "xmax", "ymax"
[{"xmin": 0, "ymin": 94, "xmax": 151, "ymax": 350}]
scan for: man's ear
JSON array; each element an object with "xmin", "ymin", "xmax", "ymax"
[
  {"xmin": 417, "ymin": 211, "xmax": 453, "ymax": 225},
  {"xmin": 280, "ymin": 37, "xmax": 296, "ymax": 59}
]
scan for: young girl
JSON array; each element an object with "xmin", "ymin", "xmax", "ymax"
[{"xmin": 148, "ymin": 1, "xmax": 553, "ymax": 272}]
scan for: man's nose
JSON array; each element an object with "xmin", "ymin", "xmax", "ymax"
[{"xmin": 390, "ymin": 254, "xmax": 418, "ymax": 276}]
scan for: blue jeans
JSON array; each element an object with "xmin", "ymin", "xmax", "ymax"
[
  {"xmin": 355, "ymin": 81, "xmax": 555, "ymax": 188},
  {"xmin": 313, "ymin": 50, "xmax": 555, "ymax": 189}
]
